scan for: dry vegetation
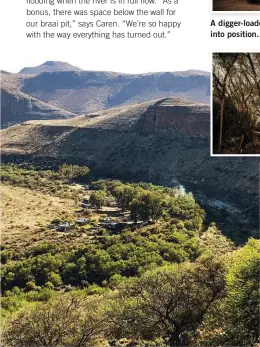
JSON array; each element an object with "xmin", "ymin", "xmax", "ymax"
[
  {"xmin": 1, "ymin": 184, "xmax": 82, "ymax": 253},
  {"xmin": 1, "ymin": 164, "xmax": 259, "ymax": 347},
  {"xmin": 213, "ymin": 0, "xmax": 260, "ymax": 11},
  {"xmin": 0, "ymin": 164, "xmax": 104, "ymax": 254},
  {"xmin": 213, "ymin": 53, "xmax": 260, "ymax": 154}
]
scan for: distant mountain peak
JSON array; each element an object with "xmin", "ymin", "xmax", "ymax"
[
  {"xmin": 170, "ymin": 69, "xmax": 210, "ymax": 77},
  {"xmin": 43, "ymin": 61, "xmax": 61, "ymax": 66},
  {"xmin": 19, "ymin": 61, "xmax": 83, "ymax": 75},
  {"xmin": 3, "ymin": 67, "xmax": 210, "ymax": 123}
]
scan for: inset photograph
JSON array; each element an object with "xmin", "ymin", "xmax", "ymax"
[
  {"xmin": 213, "ymin": 0, "xmax": 260, "ymax": 11},
  {"xmin": 212, "ymin": 53, "xmax": 260, "ymax": 155}
]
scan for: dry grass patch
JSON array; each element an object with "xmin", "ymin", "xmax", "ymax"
[{"xmin": 1, "ymin": 184, "xmax": 82, "ymax": 253}]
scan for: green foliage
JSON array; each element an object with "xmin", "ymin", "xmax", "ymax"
[
  {"xmin": 1, "ymin": 172, "xmax": 205, "ymax": 295},
  {"xmin": 0, "ymin": 164, "xmax": 85, "ymax": 198},
  {"xmin": 109, "ymin": 256, "xmax": 226, "ymax": 346},
  {"xmin": 169, "ymin": 194, "xmax": 205, "ymax": 231},
  {"xmin": 89, "ymin": 179, "xmax": 122, "ymax": 192},
  {"xmin": 26, "ymin": 242, "xmax": 58, "ymax": 257},
  {"xmin": 130, "ymin": 190, "xmax": 163, "ymax": 222},
  {"xmin": 197, "ymin": 239, "xmax": 260, "ymax": 347},
  {"xmin": 2, "ymin": 167, "xmax": 257, "ymax": 346},
  {"xmin": 25, "ymin": 280, "xmax": 38, "ymax": 292},
  {"xmin": 2, "ymin": 253, "xmax": 63, "ymax": 291},
  {"xmin": 58, "ymin": 163, "xmax": 90, "ymax": 182},
  {"xmin": 112, "ymin": 185, "xmax": 136, "ymax": 211},
  {"xmin": 47, "ymin": 272, "xmax": 63, "ymax": 287},
  {"xmin": 89, "ymin": 191, "xmax": 107, "ymax": 211},
  {"xmin": 92, "ymin": 181, "xmax": 205, "ymax": 226},
  {"xmin": 200, "ymin": 224, "xmax": 234, "ymax": 255},
  {"xmin": 223, "ymin": 239, "xmax": 259, "ymax": 345},
  {"xmin": 1, "ymin": 222, "xmax": 202, "ymax": 293},
  {"xmin": 1, "ymin": 287, "xmax": 55, "ymax": 318},
  {"xmin": 2, "ymin": 293, "xmax": 108, "ymax": 347},
  {"xmin": 1, "ymin": 228, "xmax": 258, "ymax": 346},
  {"xmin": 92, "ymin": 181, "xmax": 205, "ymax": 230},
  {"xmin": 1, "ymin": 249, "xmax": 14, "ymax": 264}
]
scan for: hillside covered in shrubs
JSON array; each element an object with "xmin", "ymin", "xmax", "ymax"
[{"xmin": 1, "ymin": 164, "xmax": 259, "ymax": 347}]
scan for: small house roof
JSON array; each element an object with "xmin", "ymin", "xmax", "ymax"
[{"xmin": 76, "ymin": 218, "xmax": 89, "ymax": 223}]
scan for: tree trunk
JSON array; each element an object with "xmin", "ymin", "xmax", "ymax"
[
  {"xmin": 219, "ymin": 96, "xmax": 225, "ymax": 152},
  {"xmin": 169, "ymin": 327, "xmax": 181, "ymax": 347}
]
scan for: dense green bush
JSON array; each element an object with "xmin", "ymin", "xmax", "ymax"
[
  {"xmin": 0, "ymin": 164, "xmax": 89, "ymax": 197},
  {"xmin": 2, "ymin": 165, "xmax": 258, "ymax": 346},
  {"xmin": 1, "ymin": 223, "xmax": 202, "ymax": 292}
]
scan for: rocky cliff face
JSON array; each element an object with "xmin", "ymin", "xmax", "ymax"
[
  {"xmin": 1, "ymin": 98, "xmax": 211, "ymax": 159},
  {"xmin": 137, "ymin": 99, "xmax": 210, "ymax": 136},
  {"xmin": 2, "ymin": 66, "xmax": 210, "ymax": 120},
  {"xmin": 1, "ymin": 98, "xmax": 259, "ymax": 226}
]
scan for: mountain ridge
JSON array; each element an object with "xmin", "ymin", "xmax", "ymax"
[
  {"xmin": 2, "ymin": 65, "xmax": 210, "ymax": 126},
  {"xmin": 1, "ymin": 88, "xmax": 76, "ymax": 128},
  {"xmin": 1, "ymin": 71, "xmax": 76, "ymax": 128},
  {"xmin": 19, "ymin": 69, "xmax": 210, "ymax": 114},
  {"xmin": 18, "ymin": 61, "xmax": 210, "ymax": 77},
  {"xmin": 2, "ymin": 98, "xmax": 258, "ymax": 227},
  {"xmin": 19, "ymin": 61, "xmax": 84, "ymax": 75}
]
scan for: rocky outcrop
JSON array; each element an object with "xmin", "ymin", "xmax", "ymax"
[
  {"xmin": 137, "ymin": 98, "xmax": 210, "ymax": 136},
  {"xmin": 1, "ymin": 98, "xmax": 259, "ymax": 223},
  {"xmin": 3, "ymin": 66, "xmax": 210, "ymax": 117}
]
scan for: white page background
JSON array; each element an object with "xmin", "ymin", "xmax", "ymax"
[{"xmin": 0, "ymin": 0, "xmax": 259, "ymax": 73}]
